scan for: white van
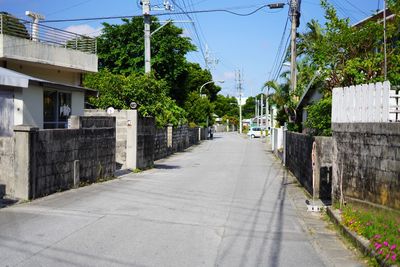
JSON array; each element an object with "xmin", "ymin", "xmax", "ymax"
[{"xmin": 247, "ymin": 127, "xmax": 263, "ymax": 138}]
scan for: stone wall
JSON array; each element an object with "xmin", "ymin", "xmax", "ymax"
[
  {"xmin": 313, "ymin": 137, "xmax": 333, "ymax": 200},
  {"xmin": 7, "ymin": 117, "xmax": 116, "ymax": 200},
  {"xmin": 137, "ymin": 116, "xmax": 155, "ymax": 169},
  {"xmin": 0, "ymin": 137, "xmax": 14, "ymax": 197},
  {"xmin": 285, "ymin": 132, "xmax": 333, "ymax": 199},
  {"xmin": 172, "ymin": 126, "xmax": 200, "ymax": 152},
  {"xmin": 173, "ymin": 126, "xmax": 189, "ymax": 152},
  {"xmin": 188, "ymin": 127, "xmax": 199, "ymax": 147},
  {"xmin": 154, "ymin": 128, "xmax": 170, "ymax": 161},
  {"xmin": 332, "ymin": 123, "xmax": 400, "ymax": 209},
  {"xmin": 285, "ymin": 132, "xmax": 314, "ymax": 194},
  {"xmin": 29, "ymin": 123, "xmax": 116, "ymax": 199},
  {"xmin": 84, "ymin": 109, "xmax": 133, "ymax": 169}
]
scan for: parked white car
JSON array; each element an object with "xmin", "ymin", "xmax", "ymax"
[{"xmin": 247, "ymin": 127, "xmax": 263, "ymax": 138}]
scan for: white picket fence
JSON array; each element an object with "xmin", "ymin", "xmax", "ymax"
[{"xmin": 332, "ymin": 81, "xmax": 400, "ymax": 123}]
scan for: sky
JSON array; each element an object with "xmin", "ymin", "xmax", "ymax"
[{"xmin": 1, "ymin": 0, "xmax": 384, "ymax": 100}]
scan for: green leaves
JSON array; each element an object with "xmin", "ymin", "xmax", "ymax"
[
  {"xmin": 183, "ymin": 92, "xmax": 214, "ymax": 127},
  {"xmin": 304, "ymin": 97, "xmax": 332, "ymax": 136},
  {"xmin": 83, "ymin": 70, "xmax": 186, "ymax": 126}
]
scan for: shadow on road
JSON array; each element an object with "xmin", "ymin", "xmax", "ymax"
[
  {"xmin": 216, "ymin": 157, "xmax": 288, "ymax": 267},
  {"xmin": 0, "ymin": 198, "xmax": 18, "ymax": 209},
  {"xmin": 153, "ymin": 164, "xmax": 181, "ymax": 170}
]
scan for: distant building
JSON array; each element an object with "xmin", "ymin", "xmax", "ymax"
[{"xmin": 0, "ymin": 12, "xmax": 98, "ymax": 136}]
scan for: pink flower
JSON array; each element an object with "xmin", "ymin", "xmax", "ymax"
[
  {"xmin": 375, "ymin": 243, "xmax": 382, "ymax": 250},
  {"xmin": 390, "ymin": 244, "xmax": 396, "ymax": 250},
  {"xmin": 392, "ymin": 254, "xmax": 396, "ymax": 261},
  {"xmin": 384, "ymin": 241, "xmax": 389, "ymax": 247},
  {"xmin": 374, "ymin": 234, "xmax": 381, "ymax": 239},
  {"xmin": 379, "ymin": 249, "xmax": 383, "ymax": 255}
]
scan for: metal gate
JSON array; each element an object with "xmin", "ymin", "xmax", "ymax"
[{"xmin": 0, "ymin": 90, "xmax": 14, "ymax": 136}]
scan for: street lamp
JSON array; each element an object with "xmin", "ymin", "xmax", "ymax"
[{"xmin": 199, "ymin": 80, "xmax": 224, "ymax": 96}]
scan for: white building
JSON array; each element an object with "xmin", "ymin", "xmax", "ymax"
[{"xmin": 0, "ymin": 13, "xmax": 98, "ymax": 135}]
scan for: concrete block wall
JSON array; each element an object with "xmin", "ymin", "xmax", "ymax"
[
  {"xmin": 0, "ymin": 137, "xmax": 14, "ymax": 197},
  {"xmin": 84, "ymin": 109, "xmax": 132, "ymax": 169},
  {"xmin": 313, "ymin": 137, "xmax": 333, "ymax": 200},
  {"xmin": 154, "ymin": 128, "xmax": 171, "ymax": 161},
  {"xmin": 31, "ymin": 127, "xmax": 115, "ymax": 198},
  {"xmin": 285, "ymin": 132, "xmax": 314, "ymax": 194},
  {"xmin": 136, "ymin": 116, "xmax": 155, "ymax": 169},
  {"xmin": 200, "ymin": 128, "xmax": 208, "ymax": 140},
  {"xmin": 172, "ymin": 126, "xmax": 187, "ymax": 152},
  {"xmin": 332, "ymin": 123, "xmax": 400, "ymax": 210},
  {"xmin": 188, "ymin": 127, "xmax": 199, "ymax": 146}
]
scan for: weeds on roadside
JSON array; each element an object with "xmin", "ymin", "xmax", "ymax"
[{"xmin": 339, "ymin": 203, "xmax": 400, "ymax": 265}]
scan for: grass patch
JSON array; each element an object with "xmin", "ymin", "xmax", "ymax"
[{"xmin": 338, "ymin": 202, "xmax": 400, "ymax": 265}]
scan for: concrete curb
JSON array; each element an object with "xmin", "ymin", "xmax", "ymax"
[{"xmin": 326, "ymin": 207, "xmax": 398, "ymax": 267}]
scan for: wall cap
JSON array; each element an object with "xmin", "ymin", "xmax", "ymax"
[{"xmin": 13, "ymin": 125, "xmax": 39, "ymax": 132}]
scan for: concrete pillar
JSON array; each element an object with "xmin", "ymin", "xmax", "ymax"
[
  {"xmin": 167, "ymin": 124, "xmax": 173, "ymax": 148},
  {"xmin": 126, "ymin": 110, "xmax": 138, "ymax": 170},
  {"xmin": 73, "ymin": 160, "xmax": 80, "ymax": 188},
  {"xmin": 198, "ymin": 127, "xmax": 201, "ymax": 141},
  {"xmin": 13, "ymin": 125, "xmax": 38, "ymax": 200},
  {"xmin": 68, "ymin": 115, "xmax": 81, "ymax": 129}
]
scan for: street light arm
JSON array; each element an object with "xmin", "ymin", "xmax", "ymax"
[
  {"xmin": 199, "ymin": 81, "xmax": 215, "ymax": 95},
  {"xmin": 199, "ymin": 80, "xmax": 224, "ymax": 95}
]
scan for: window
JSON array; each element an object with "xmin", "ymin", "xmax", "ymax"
[{"xmin": 43, "ymin": 90, "xmax": 71, "ymax": 129}]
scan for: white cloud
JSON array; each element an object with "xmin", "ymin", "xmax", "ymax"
[{"xmin": 64, "ymin": 24, "xmax": 103, "ymax": 37}]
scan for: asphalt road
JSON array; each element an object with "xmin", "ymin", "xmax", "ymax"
[{"xmin": 0, "ymin": 133, "xmax": 349, "ymax": 266}]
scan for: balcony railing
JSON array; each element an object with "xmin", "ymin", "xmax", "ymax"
[{"xmin": 0, "ymin": 14, "xmax": 97, "ymax": 54}]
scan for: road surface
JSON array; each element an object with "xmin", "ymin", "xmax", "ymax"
[{"xmin": 0, "ymin": 133, "xmax": 361, "ymax": 266}]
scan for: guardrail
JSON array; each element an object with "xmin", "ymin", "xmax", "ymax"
[{"xmin": 0, "ymin": 14, "xmax": 97, "ymax": 54}]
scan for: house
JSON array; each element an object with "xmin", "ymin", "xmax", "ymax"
[
  {"xmin": 0, "ymin": 12, "xmax": 97, "ymax": 136},
  {"xmin": 296, "ymin": 7, "xmax": 396, "ymax": 131}
]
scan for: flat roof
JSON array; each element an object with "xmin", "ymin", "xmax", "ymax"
[{"xmin": 0, "ymin": 67, "xmax": 96, "ymax": 92}]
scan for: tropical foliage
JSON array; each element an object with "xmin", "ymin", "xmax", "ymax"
[
  {"xmin": 263, "ymin": 0, "xmax": 400, "ymax": 135},
  {"xmin": 84, "ymin": 70, "xmax": 186, "ymax": 126},
  {"xmin": 86, "ymin": 16, "xmax": 227, "ymax": 127}
]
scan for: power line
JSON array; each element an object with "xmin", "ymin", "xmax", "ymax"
[
  {"xmin": 170, "ymin": 0, "xmax": 207, "ymax": 65},
  {"xmin": 45, "ymin": 0, "xmax": 94, "ymax": 17},
  {"xmin": 329, "ymin": 0, "xmax": 357, "ymax": 21},
  {"xmin": 273, "ymin": 34, "xmax": 290, "ymax": 81},
  {"xmin": 42, "ymin": 5, "xmax": 282, "ymax": 23},
  {"xmin": 269, "ymin": 15, "xmax": 289, "ymax": 81},
  {"xmin": 342, "ymin": 0, "xmax": 369, "ymax": 16}
]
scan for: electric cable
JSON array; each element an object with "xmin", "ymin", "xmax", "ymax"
[
  {"xmin": 41, "ymin": 5, "xmax": 283, "ymax": 23},
  {"xmin": 269, "ymin": 15, "xmax": 289, "ymax": 81}
]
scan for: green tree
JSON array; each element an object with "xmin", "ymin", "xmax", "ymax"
[
  {"xmin": 84, "ymin": 69, "xmax": 186, "ymax": 126},
  {"xmin": 304, "ymin": 97, "xmax": 332, "ymax": 136},
  {"xmin": 183, "ymin": 92, "xmax": 214, "ymax": 126},
  {"xmin": 97, "ymin": 17, "xmax": 195, "ymax": 88},
  {"xmin": 213, "ymin": 94, "xmax": 238, "ymax": 118},
  {"xmin": 172, "ymin": 62, "xmax": 220, "ymax": 105}
]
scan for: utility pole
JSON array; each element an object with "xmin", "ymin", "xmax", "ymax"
[
  {"xmin": 255, "ymin": 96, "xmax": 257, "ymax": 126},
  {"xmin": 236, "ymin": 70, "xmax": 243, "ymax": 134},
  {"xmin": 205, "ymin": 45, "xmax": 219, "ymax": 70},
  {"xmin": 266, "ymin": 89, "xmax": 269, "ymax": 129},
  {"xmin": 383, "ymin": 0, "xmax": 387, "ymax": 80},
  {"xmin": 260, "ymin": 93, "xmax": 264, "ymax": 128},
  {"xmin": 142, "ymin": 0, "xmax": 151, "ymax": 74},
  {"xmin": 290, "ymin": 0, "xmax": 300, "ymax": 94}
]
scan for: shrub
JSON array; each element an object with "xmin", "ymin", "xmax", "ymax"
[{"xmin": 304, "ymin": 97, "xmax": 332, "ymax": 136}]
